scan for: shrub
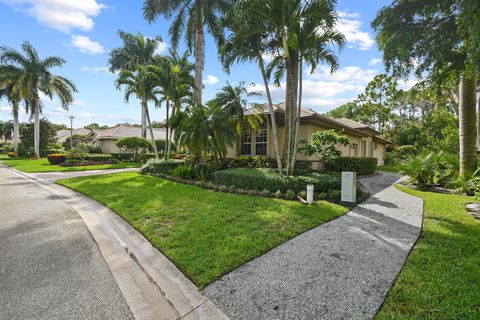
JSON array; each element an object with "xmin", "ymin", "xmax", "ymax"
[
  {"xmin": 7, "ymin": 152, "xmax": 15, "ymax": 158},
  {"xmin": 40, "ymin": 148, "xmax": 63, "ymax": 157},
  {"xmin": 299, "ymin": 130, "xmax": 350, "ymax": 167},
  {"xmin": 285, "ymin": 190, "xmax": 296, "ymax": 200},
  {"xmin": 169, "ymin": 165, "xmax": 197, "ymax": 180},
  {"xmin": 83, "ymin": 154, "xmax": 113, "ymax": 162},
  {"xmin": 62, "ymin": 134, "xmax": 89, "ymax": 150},
  {"xmin": 295, "ymin": 160, "xmax": 313, "ymax": 171},
  {"xmin": 228, "ymin": 155, "xmax": 273, "ymax": 168},
  {"xmin": 325, "ymin": 157, "xmax": 378, "ymax": 176},
  {"xmin": 47, "ymin": 154, "xmax": 66, "ymax": 164},
  {"xmin": 149, "ymin": 139, "xmax": 176, "ymax": 154},
  {"xmin": 214, "ymin": 168, "xmax": 341, "ymax": 194},
  {"xmin": 116, "ymin": 137, "xmax": 151, "ymax": 162},
  {"xmin": 88, "ymin": 145, "xmax": 102, "ymax": 153},
  {"xmin": 140, "ymin": 159, "xmax": 183, "ymax": 175},
  {"xmin": 65, "ymin": 144, "xmax": 89, "ymax": 159}
]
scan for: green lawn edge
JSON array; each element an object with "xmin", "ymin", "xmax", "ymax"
[
  {"xmin": 376, "ymin": 185, "xmax": 480, "ymax": 319},
  {"xmin": 57, "ymin": 172, "xmax": 349, "ymax": 288}
]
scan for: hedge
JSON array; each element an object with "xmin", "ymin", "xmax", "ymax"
[
  {"xmin": 325, "ymin": 157, "xmax": 377, "ymax": 175},
  {"xmin": 140, "ymin": 159, "xmax": 183, "ymax": 175},
  {"xmin": 47, "ymin": 154, "xmax": 66, "ymax": 164},
  {"xmin": 40, "ymin": 148, "xmax": 63, "ymax": 157},
  {"xmin": 214, "ymin": 168, "xmax": 341, "ymax": 194}
]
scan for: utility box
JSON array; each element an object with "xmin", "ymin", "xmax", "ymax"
[{"xmin": 341, "ymin": 171, "xmax": 357, "ymax": 206}]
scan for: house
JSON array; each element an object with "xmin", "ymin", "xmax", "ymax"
[
  {"xmin": 226, "ymin": 102, "xmax": 390, "ymax": 167},
  {"xmin": 56, "ymin": 128, "xmax": 92, "ymax": 144},
  {"xmin": 89, "ymin": 125, "xmax": 167, "ymax": 154}
]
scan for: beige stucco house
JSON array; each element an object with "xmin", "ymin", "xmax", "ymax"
[{"xmin": 226, "ymin": 103, "xmax": 390, "ymax": 167}]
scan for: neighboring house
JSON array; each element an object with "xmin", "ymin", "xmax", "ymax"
[
  {"xmin": 89, "ymin": 125, "xmax": 167, "ymax": 154},
  {"xmin": 226, "ymin": 102, "xmax": 390, "ymax": 167},
  {"xmin": 56, "ymin": 128, "xmax": 92, "ymax": 144}
]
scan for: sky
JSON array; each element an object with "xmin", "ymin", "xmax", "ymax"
[{"xmin": 0, "ymin": 0, "xmax": 414, "ymax": 128}]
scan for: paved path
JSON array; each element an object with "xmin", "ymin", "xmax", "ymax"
[
  {"xmin": 0, "ymin": 167, "xmax": 133, "ymax": 320},
  {"xmin": 204, "ymin": 172, "xmax": 423, "ymax": 320},
  {"xmin": 28, "ymin": 167, "xmax": 139, "ymax": 185}
]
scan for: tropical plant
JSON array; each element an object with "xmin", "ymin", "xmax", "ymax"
[
  {"xmin": 372, "ymin": 0, "xmax": 478, "ymax": 177},
  {"xmin": 143, "ymin": 0, "xmax": 232, "ymax": 107},
  {"xmin": 300, "ymin": 130, "xmax": 350, "ymax": 167},
  {"xmin": 115, "ymin": 66, "xmax": 161, "ymax": 160},
  {"xmin": 171, "ymin": 101, "xmax": 236, "ymax": 158},
  {"xmin": 0, "ymin": 41, "xmax": 76, "ymax": 159},
  {"xmin": 108, "ymin": 31, "xmax": 163, "ymax": 138}
]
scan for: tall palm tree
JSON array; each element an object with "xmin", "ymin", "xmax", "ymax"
[
  {"xmin": 108, "ymin": 31, "xmax": 163, "ymax": 139},
  {"xmin": 0, "ymin": 75, "xmax": 22, "ymax": 157},
  {"xmin": 143, "ymin": 0, "xmax": 232, "ymax": 107},
  {"xmin": 220, "ymin": 11, "xmax": 284, "ymax": 173},
  {"xmin": 241, "ymin": 0, "xmax": 344, "ymax": 174},
  {"xmin": 0, "ymin": 42, "xmax": 76, "ymax": 159},
  {"xmin": 115, "ymin": 66, "xmax": 161, "ymax": 160}
]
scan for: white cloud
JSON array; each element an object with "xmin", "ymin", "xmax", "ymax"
[
  {"xmin": 203, "ymin": 75, "xmax": 219, "ymax": 85},
  {"xmin": 155, "ymin": 41, "xmax": 168, "ymax": 55},
  {"xmin": 81, "ymin": 66, "xmax": 112, "ymax": 74},
  {"xmin": 398, "ymin": 78, "xmax": 419, "ymax": 91},
  {"xmin": 71, "ymin": 100, "xmax": 89, "ymax": 108},
  {"xmin": 2, "ymin": 0, "xmax": 106, "ymax": 33},
  {"xmin": 68, "ymin": 35, "xmax": 104, "ymax": 54},
  {"xmin": 0, "ymin": 106, "xmax": 12, "ymax": 113},
  {"xmin": 337, "ymin": 11, "xmax": 375, "ymax": 50},
  {"xmin": 369, "ymin": 58, "xmax": 382, "ymax": 66},
  {"xmin": 311, "ymin": 65, "xmax": 378, "ymax": 86}
]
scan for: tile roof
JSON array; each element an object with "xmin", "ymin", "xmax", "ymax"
[{"xmin": 93, "ymin": 125, "xmax": 167, "ymax": 140}]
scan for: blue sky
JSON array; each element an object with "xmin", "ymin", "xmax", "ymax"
[{"xmin": 0, "ymin": 0, "xmax": 411, "ymax": 128}]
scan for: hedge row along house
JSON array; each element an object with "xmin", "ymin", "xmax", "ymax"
[{"xmin": 226, "ymin": 103, "xmax": 390, "ymax": 167}]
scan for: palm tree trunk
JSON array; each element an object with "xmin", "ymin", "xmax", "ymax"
[
  {"xmin": 141, "ymin": 109, "xmax": 147, "ymax": 139},
  {"xmin": 164, "ymin": 100, "xmax": 170, "ymax": 160},
  {"xmin": 167, "ymin": 103, "xmax": 174, "ymax": 156},
  {"xmin": 194, "ymin": 2, "xmax": 203, "ymax": 108},
  {"xmin": 459, "ymin": 75, "xmax": 477, "ymax": 178},
  {"xmin": 286, "ymin": 55, "xmax": 299, "ymax": 175},
  {"xmin": 476, "ymin": 86, "xmax": 480, "ymax": 150},
  {"xmin": 13, "ymin": 105, "xmax": 19, "ymax": 158},
  {"xmin": 258, "ymin": 53, "xmax": 283, "ymax": 174},
  {"xmin": 144, "ymin": 101, "xmax": 159, "ymax": 161},
  {"xmin": 34, "ymin": 97, "xmax": 40, "ymax": 159},
  {"xmin": 290, "ymin": 58, "xmax": 303, "ymax": 174}
]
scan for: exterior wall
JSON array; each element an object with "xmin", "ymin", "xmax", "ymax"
[
  {"xmin": 225, "ymin": 122, "xmax": 387, "ymax": 167},
  {"xmin": 99, "ymin": 139, "xmax": 121, "ymax": 154}
]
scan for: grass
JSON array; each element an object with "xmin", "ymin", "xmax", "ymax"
[
  {"xmin": 377, "ymin": 185, "xmax": 480, "ymax": 319},
  {"xmin": 0, "ymin": 155, "xmax": 142, "ymax": 172},
  {"xmin": 378, "ymin": 164, "xmax": 400, "ymax": 173},
  {"xmin": 58, "ymin": 172, "xmax": 348, "ymax": 287}
]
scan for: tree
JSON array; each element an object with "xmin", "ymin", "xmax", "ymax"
[
  {"xmin": 116, "ymin": 137, "xmax": 151, "ymax": 162},
  {"xmin": 0, "ymin": 76, "xmax": 22, "ymax": 157},
  {"xmin": 300, "ymin": 130, "xmax": 349, "ymax": 167},
  {"xmin": 115, "ymin": 66, "xmax": 161, "ymax": 160},
  {"xmin": 20, "ymin": 119, "xmax": 56, "ymax": 151},
  {"xmin": 143, "ymin": 0, "xmax": 232, "ymax": 107},
  {"xmin": 0, "ymin": 42, "xmax": 76, "ymax": 159},
  {"xmin": 372, "ymin": 0, "xmax": 479, "ymax": 177},
  {"xmin": 108, "ymin": 31, "xmax": 163, "ymax": 138},
  {"xmin": 84, "ymin": 123, "xmax": 108, "ymax": 130},
  {"xmin": 237, "ymin": 0, "xmax": 344, "ymax": 174}
]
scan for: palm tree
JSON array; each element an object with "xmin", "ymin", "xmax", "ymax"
[
  {"xmin": 0, "ymin": 42, "xmax": 76, "ymax": 159},
  {"xmin": 115, "ymin": 66, "xmax": 161, "ymax": 160},
  {"xmin": 239, "ymin": 0, "xmax": 344, "ymax": 174},
  {"xmin": 108, "ymin": 31, "xmax": 163, "ymax": 139},
  {"xmin": 0, "ymin": 75, "xmax": 22, "ymax": 157},
  {"xmin": 220, "ymin": 11, "xmax": 284, "ymax": 173},
  {"xmin": 143, "ymin": 0, "xmax": 232, "ymax": 107}
]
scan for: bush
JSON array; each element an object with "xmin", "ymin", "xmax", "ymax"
[
  {"xmin": 116, "ymin": 137, "xmax": 151, "ymax": 162},
  {"xmin": 228, "ymin": 155, "xmax": 273, "ymax": 168},
  {"xmin": 214, "ymin": 168, "xmax": 341, "ymax": 194},
  {"xmin": 295, "ymin": 160, "xmax": 313, "ymax": 171},
  {"xmin": 7, "ymin": 152, "xmax": 15, "ymax": 158},
  {"xmin": 83, "ymin": 154, "xmax": 113, "ymax": 162},
  {"xmin": 169, "ymin": 165, "xmax": 197, "ymax": 180},
  {"xmin": 65, "ymin": 144, "xmax": 89, "ymax": 159},
  {"xmin": 62, "ymin": 134, "xmax": 89, "ymax": 150},
  {"xmin": 325, "ymin": 157, "xmax": 378, "ymax": 176},
  {"xmin": 140, "ymin": 159, "xmax": 183, "ymax": 175},
  {"xmin": 88, "ymin": 145, "xmax": 102, "ymax": 153},
  {"xmin": 149, "ymin": 139, "xmax": 176, "ymax": 154},
  {"xmin": 47, "ymin": 154, "xmax": 66, "ymax": 164}
]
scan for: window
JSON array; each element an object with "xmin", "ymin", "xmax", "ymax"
[
  {"xmin": 255, "ymin": 124, "xmax": 267, "ymax": 155},
  {"xmin": 352, "ymin": 143, "xmax": 358, "ymax": 157},
  {"xmin": 373, "ymin": 142, "xmax": 378, "ymax": 150},
  {"xmin": 241, "ymin": 130, "xmax": 252, "ymax": 155}
]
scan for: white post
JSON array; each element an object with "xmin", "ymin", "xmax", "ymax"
[
  {"xmin": 341, "ymin": 171, "xmax": 357, "ymax": 206},
  {"xmin": 306, "ymin": 184, "xmax": 314, "ymax": 204}
]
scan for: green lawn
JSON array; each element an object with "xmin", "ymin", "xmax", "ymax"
[
  {"xmin": 58, "ymin": 172, "xmax": 348, "ymax": 287},
  {"xmin": 378, "ymin": 164, "xmax": 400, "ymax": 173},
  {"xmin": 377, "ymin": 186, "xmax": 480, "ymax": 319},
  {"xmin": 0, "ymin": 155, "xmax": 142, "ymax": 172}
]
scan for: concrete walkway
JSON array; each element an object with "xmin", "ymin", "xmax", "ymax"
[
  {"xmin": 204, "ymin": 172, "xmax": 423, "ymax": 320},
  {"xmin": 0, "ymin": 167, "xmax": 133, "ymax": 320},
  {"xmin": 1, "ymin": 166, "xmax": 229, "ymax": 320},
  {"xmin": 28, "ymin": 167, "xmax": 139, "ymax": 184}
]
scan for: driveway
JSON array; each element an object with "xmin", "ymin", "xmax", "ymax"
[
  {"xmin": 0, "ymin": 168, "xmax": 133, "ymax": 320},
  {"xmin": 204, "ymin": 172, "xmax": 423, "ymax": 320}
]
